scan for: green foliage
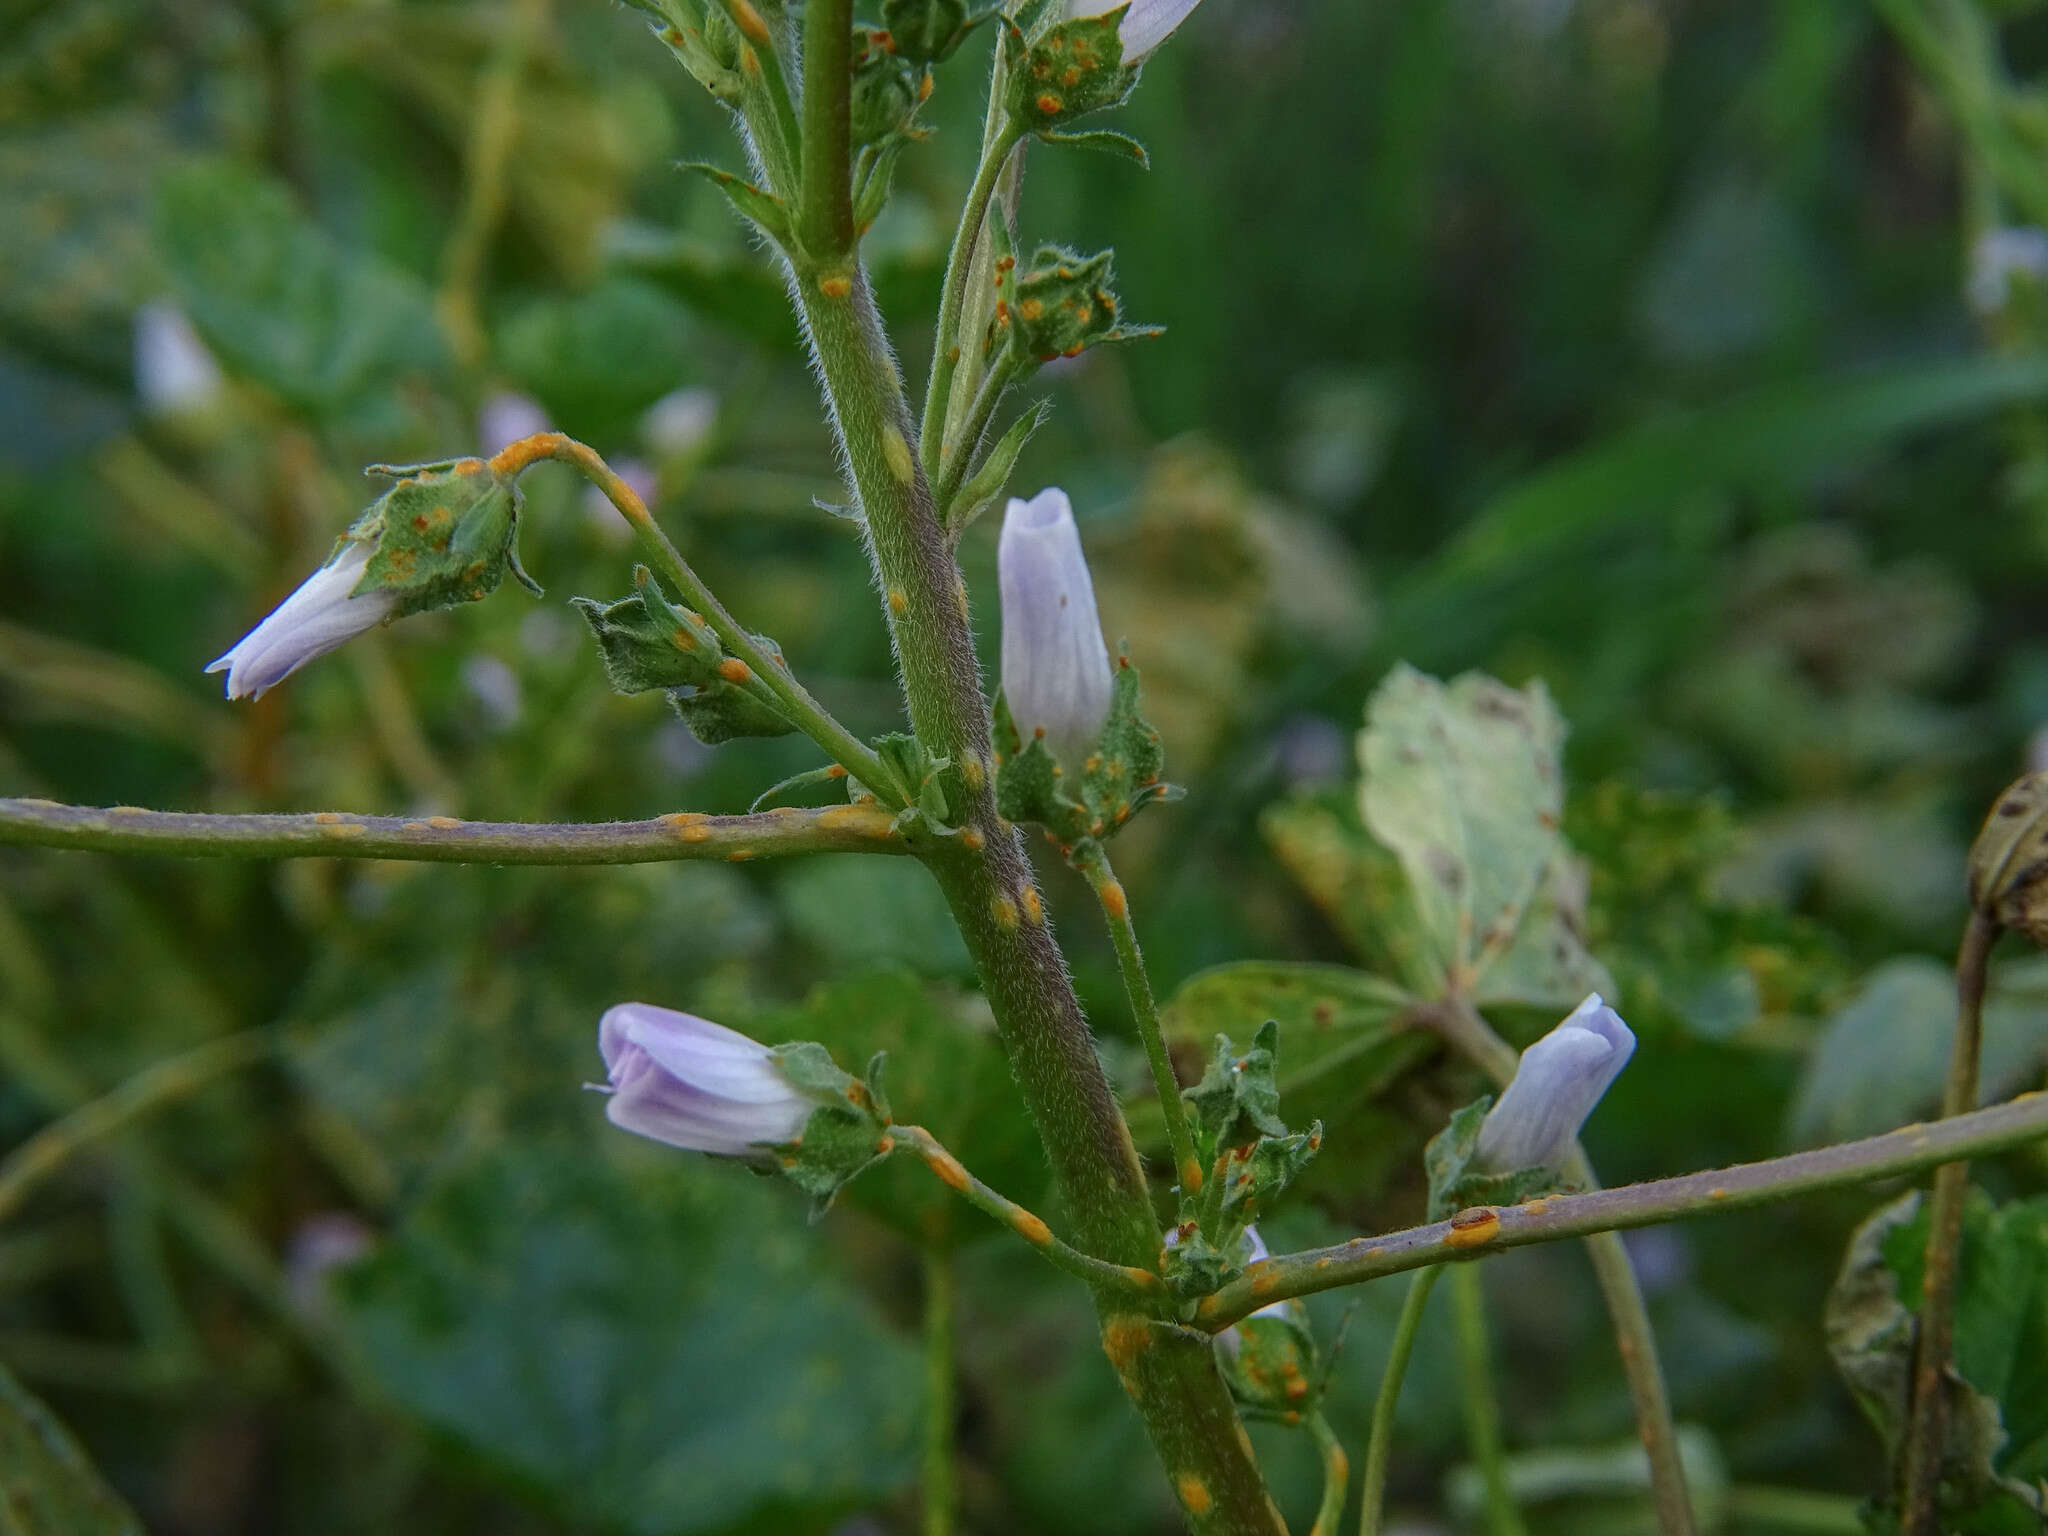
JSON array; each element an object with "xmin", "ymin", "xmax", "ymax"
[
  {"xmin": 999, "ymin": 244, "xmax": 1157, "ymax": 364},
  {"xmin": 154, "ymin": 160, "xmax": 449, "ymax": 413},
  {"xmin": 1003, "ymin": 11, "xmax": 1132, "ymax": 129},
  {"xmin": 1422, "ymin": 1095, "xmax": 1557, "ymax": 1222},
  {"xmin": 571, "ymin": 566, "xmax": 796, "ymax": 743},
  {"xmin": 354, "ymin": 457, "xmax": 535, "ymax": 619},
  {"xmin": 1829, "ymin": 1191, "xmax": 2048, "ymax": 1529},
  {"xmin": 0, "ymin": 1366, "xmax": 145, "ymax": 1536},
  {"xmin": 992, "ymin": 658, "xmax": 1172, "ymax": 850},
  {"xmin": 336, "ymin": 1148, "xmax": 921, "ymax": 1534}
]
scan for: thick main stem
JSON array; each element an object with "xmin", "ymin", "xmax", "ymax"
[
  {"xmin": 785, "ymin": 228, "xmax": 1283, "ymax": 1536},
  {"xmin": 1900, "ymin": 905, "xmax": 2000, "ymax": 1532}
]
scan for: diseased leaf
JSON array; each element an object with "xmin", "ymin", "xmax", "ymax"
[{"xmin": 1357, "ymin": 665, "xmax": 1614, "ymax": 1007}]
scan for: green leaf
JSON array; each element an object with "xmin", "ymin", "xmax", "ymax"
[
  {"xmin": 337, "ymin": 1148, "xmax": 920, "ymax": 1535},
  {"xmin": 1004, "ymin": 11, "xmax": 1134, "ymax": 128},
  {"xmin": 1789, "ymin": 955, "xmax": 2048, "ymax": 1148},
  {"xmin": 945, "ymin": 398, "xmax": 1051, "ymax": 538},
  {"xmin": 352, "ymin": 458, "xmax": 530, "ymax": 620},
  {"xmin": 1827, "ymin": 1191, "xmax": 2048, "ymax": 1525},
  {"xmin": 679, "ymin": 162, "xmax": 793, "ymax": 245},
  {"xmin": 776, "ymin": 858, "xmax": 974, "ymax": 977},
  {"xmin": 496, "ymin": 277, "xmax": 702, "ymax": 438},
  {"xmin": 1039, "ymin": 128, "xmax": 1150, "ymax": 167},
  {"xmin": 1183, "ymin": 1019, "xmax": 1288, "ymax": 1150},
  {"xmin": 154, "ymin": 160, "xmax": 448, "ymax": 412},
  {"xmin": 755, "ymin": 969, "xmax": 1042, "ymax": 1247},
  {"xmin": 1259, "ymin": 791, "xmax": 1441, "ymax": 992},
  {"xmin": 1359, "ymin": 665, "xmax": 1613, "ymax": 1008},
  {"xmin": 0, "ymin": 1363, "xmax": 146, "ymax": 1536}
]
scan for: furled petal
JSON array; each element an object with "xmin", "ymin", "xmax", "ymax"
[
  {"xmin": 1473, "ymin": 993, "xmax": 1636, "ymax": 1175},
  {"xmin": 1067, "ymin": 0, "xmax": 1204, "ymax": 63},
  {"xmin": 998, "ymin": 488, "xmax": 1114, "ymax": 768},
  {"xmin": 205, "ymin": 542, "xmax": 395, "ymax": 700},
  {"xmin": 596, "ymin": 1003, "xmax": 818, "ymax": 1156}
]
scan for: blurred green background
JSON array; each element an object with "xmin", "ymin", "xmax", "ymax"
[{"xmin": 7, "ymin": 0, "xmax": 2048, "ymax": 1530}]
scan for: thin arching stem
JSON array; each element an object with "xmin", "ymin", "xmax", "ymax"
[
  {"xmin": 488, "ymin": 434, "xmax": 892, "ymax": 798},
  {"xmin": 1357, "ymin": 1264, "xmax": 1440, "ymax": 1536},
  {"xmin": 922, "ymin": 1246, "xmax": 958, "ymax": 1536},
  {"xmin": 919, "ymin": 122, "xmax": 1025, "ymax": 478},
  {"xmin": 1306, "ymin": 1411, "xmax": 1350, "ymax": 1536},
  {"xmin": 1449, "ymin": 1264, "xmax": 1527, "ymax": 1536},
  {"xmin": 1077, "ymin": 844, "xmax": 1206, "ymax": 1207}
]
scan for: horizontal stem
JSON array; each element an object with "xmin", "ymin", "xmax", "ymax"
[
  {"xmin": 0, "ymin": 797, "xmax": 906, "ymax": 865},
  {"xmin": 1197, "ymin": 1092, "xmax": 2048, "ymax": 1331},
  {"xmin": 891, "ymin": 1124, "xmax": 1162, "ymax": 1297}
]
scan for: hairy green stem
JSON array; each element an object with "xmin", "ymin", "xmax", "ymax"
[
  {"xmin": 490, "ymin": 434, "xmax": 892, "ymax": 797},
  {"xmin": 798, "ymin": 0, "xmax": 854, "ymax": 255},
  {"xmin": 1197, "ymin": 1091, "xmax": 2048, "ymax": 1330},
  {"xmin": 919, "ymin": 122, "xmax": 1024, "ymax": 478},
  {"xmin": 934, "ymin": 352, "xmax": 1027, "ymax": 517},
  {"xmin": 782, "ymin": 185, "xmax": 1284, "ymax": 1536},
  {"xmin": 1078, "ymin": 845, "xmax": 1206, "ymax": 1211},
  {"xmin": 0, "ymin": 797, "xmax": 905, "ymax": 864},
  {"xmin": 0, "ymin": 1031, "xmax": 277, "ymax": 1223},
  {"xmin": 922, "ymin": 1246, "xmax": 957, "ymax": 1536},
  {"xmin": 1441, "ymin": 1002, "xmax": 1692, "ymax": 1536},
  {"xmin": 1449, "ymin": 1264, "xmax": 1527, "ymax": 1536},
  {"xmin": 718, "ymin": 0, "xmax": 803, "ymax": 194},
  {"xmin": 1307, "ymin": 1412, "xmax": 1350, "ymax": 1536},
  {"xmin": 1901, "ymin": 905, "xmax": 2001, "ymax": 1533},
  {"xmin": 1358, "ymin": 1264, "xmax": 1440, "ymax": 1536}
]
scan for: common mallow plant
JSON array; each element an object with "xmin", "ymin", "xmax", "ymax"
[{"xmin": 11, "ymin": 0, "xmax": 2042, "ymax": 1531}]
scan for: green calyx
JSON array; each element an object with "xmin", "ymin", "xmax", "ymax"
[
  {"xmin": 850, "ymin": 27, "xmax": 928, "ymax": 147},
  {"xmin": 1423, "ymin": 1097, "xmax": 1566, "ymax": 1223},
  {"xmin": 350, "ymin": 457, "xmax": 537, "ymax": 621},
  {"xmin": 1219, "ymin": 1309, "xmax": 1323, "ymax": 1418},
  {"xmin": 767, "ymin": 1044, "xmax": 895, "ymax": 1213},
  {"xmin": 569, "ymin": 566, "xmax": 796, "ymax": 744},
  {"xmin": 868, "ymin": 733, "xmax": 966, "ymax": 838},
  {"xmin": 1003, "ymin": 9, "xmax": 1133, "ymax": 128},
  {"xmin": 993, "ymin": 654, "xmax": 1175, "ymax": 853},
  {"xmin": 997, "ymin": 243, "xmax": 1161, "ymax": 365}
]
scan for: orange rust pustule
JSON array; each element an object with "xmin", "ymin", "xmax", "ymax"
[
  {"xmin": 1178, "ymin": 1157, "xmax": 1204, "ymax": 1196},
  {"xmin": 717, "ymin": 658, "xmax": 752, "ymax": 684},
  {"xmin": 1099, "ymin": 878, "xmax": 1128, "ymax": 919},
  {"xmin": 1020, "ymin": 887, "xmax": 1044, "ymax": 925},
  {"xmin": 820, "ymin": 274, "xmax": 853, "ymax": 300},
  {"xmin": 728, "ymin": 0, "xmax": 771, "ymax": 42},
  {"xmin": 923, "ymin": 1146, "xmax": 972, "ymax": 1193},
  {"xmin": 1445, "ymin": 1207, "xmax": 1502, "ymax": 1248},
  {"xmin": 1174, "ymin": 1474, "xmax": 1213, "ymax": 1517},
  {"xmin": 1101, "ymin": 1316, "xmax": 1150, "ymax": 1374},
  {"xmin": 1010, "ymin": 1210, "xmax": 1053, "ymax": 1246}
]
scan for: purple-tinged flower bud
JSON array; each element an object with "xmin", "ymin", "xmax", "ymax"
[
  {"xmin": 1066, "ymin": 0, "xmax": 1203, "ymax": 63},
  {"xmin": 596, "ymin": 1003, "xmax": 820, "ymax": 1156},
  {"xmin": 205, "ymin": 541, "xmax": 395, "ymax": 700},
  {"xmin": 999, "ymin": 488, "xmax": 1114, "ymax": 768},
  {"xmin": 1473, "ymin": 993, "xmax": 1635, "ymax": 1175},
  {"xmin": 133, "ymin": 302, "xmax": 224, "ymax": 417}
]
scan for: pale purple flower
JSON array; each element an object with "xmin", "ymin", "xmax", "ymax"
[
  {"xmin": 134, "ymin": 302, "xmax": 224, "ymax": 416},
  {"xmin": 478, "ymin": 391, "xmax": 552, "ymax": 456},
  {"xmin": 1473, "ymin": 993, "xmax": 1636, "ymax": 1174},
  {"xmin": 998, "ymin": 488, "xmax": 1113, "ymax": 768},
  {"xmin": 206, "ymin": 541, "xmax": 394, "ymax": 700},
  {"xmin": 1969, "ymin": 227, "xmax": 2048, "ymax": 315},
  {"xmin": 1067, "ymin": 0, "xmax": 1203, "ymax": 62},
  {"xmin": 596, "ymin": 1003, "xmax": 818, "ymax": 1155}
]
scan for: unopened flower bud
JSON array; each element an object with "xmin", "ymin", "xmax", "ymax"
[
  {"xmin": 1473, "ymin": 994, "xmax": 1635, "ymax": 1175},
  {"xmin": 998, "ymin": 488, "xmax": 1114, "ymax": 768},
  {"xmin": 206, "ymin": 541, "xmax": 394, "ymax": 699},
  {"xmin": 1066, "ymin": 0, "xmax": 1202, "ymax": 63},
  {"xmin": 596, "ymin": 1003, "xmax": 820, "ymax": 1155}
]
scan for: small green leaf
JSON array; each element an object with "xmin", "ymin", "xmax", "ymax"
[
  {"xmin": 1183, "ymin": 1019, "xmax": 1288, "ymax": 1151},
  {"xmin": 1004, "ymin": 11, "xmax": 1134, "ymax": 128},
  {"xmin": 351, "ymin": 458, "xmax": 529, "ymax": 620},
  {"xmin": 0, "ymin": 1364, "xmax": 147, "ymax": 1536},
  {"xmin": 1040, "ymin": 127, "xmax": 1150, "ymax": 167},
  {"xmin": 945, "ymin": 397, "xmax": 1052, "ymax": 538},
  {"xmin": 680, "ymin": 161, "xmax": 793, "ymax": 245}
]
